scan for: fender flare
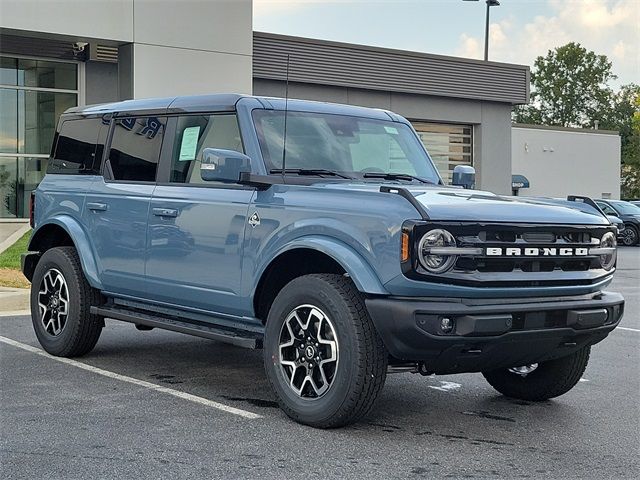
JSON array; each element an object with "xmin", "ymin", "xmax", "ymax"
[
  {"xmin": 30, "ymin": 216, "xmax": 103, "ymax": 290},
  {"xmin": 256, "ymin": 235, "xmax": 388, "ymax": 295}
]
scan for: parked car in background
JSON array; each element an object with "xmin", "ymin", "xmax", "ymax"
[
  {"xmin": 628, "ymin": 200, "xmax": 640, "ymax": 208},
  {"xmin": 595, "ymin": 200, "xmax": 640, "ymax": 246}
]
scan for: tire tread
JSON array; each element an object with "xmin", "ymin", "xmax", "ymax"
[{"xmin": 483, "ymin": 346, "xmax": 591, "ymax": 401}]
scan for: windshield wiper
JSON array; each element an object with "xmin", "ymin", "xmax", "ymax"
[
  {"xmin": 362, "ymin": 172, "xmax": 434, "ymax": 184},
  {"xmin": 270, "ymin": 168, "xmax": 354, "ymax": 179}
]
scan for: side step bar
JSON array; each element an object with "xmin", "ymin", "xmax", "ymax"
[{"xmin": 90, "ymin": 306, "xmax": 263, "ymax": 349}]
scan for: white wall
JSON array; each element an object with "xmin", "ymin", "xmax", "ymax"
[
  {"xmin": 511, "ymin": 126, "xmax": 621, "ymax": 199},
  {"xmin": 1, "ymin": 0, "xmax": 253, "ymax": 97},
  {"xmin": 130, "ymin": 0, "xmax": 252, "ymax": 97},
  {"xmin": 0, "ymin": 0, "xmax": 133, "ymax": 42}
]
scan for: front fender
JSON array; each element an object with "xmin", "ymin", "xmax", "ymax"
[
  {"xmin": 29, "ymin": 216, "xmax": 102, "ymax": 290},
  {"xmin": 257, "ymin": 235, "xmax": 388, "ymax": 295}
]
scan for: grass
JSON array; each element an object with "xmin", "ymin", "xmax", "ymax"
[{"xmin": 0, "ymin": 230, "xmax": 31, "ymax": 288}]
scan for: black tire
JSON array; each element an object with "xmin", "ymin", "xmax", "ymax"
[
  {"xmin": 620, "ymin": 224, "xmax": 639, "ymax": 246},
  {"xmin": 30, "ymin": 246, "xmax": 103, "ymax": 357},
  {"xmin": 482, "ymin": 346, "xmax": 591, "ymax": 401},
  {"xmin": 263, "ymin": 274, "xmax": 387, "ymax": 428}
]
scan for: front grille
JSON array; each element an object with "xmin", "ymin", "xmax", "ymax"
[
  {"xmin": 405, "ymin": 222, "xmax": 616, "ymax": 288},
  {"xmin": 456, "ymin": 256, "xmax": 595, "ymax": 273}
]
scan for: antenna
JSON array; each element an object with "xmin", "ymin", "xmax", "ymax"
[{"xmin": 281, "ymin": 54, "xmax": 290, "ymax": 180}]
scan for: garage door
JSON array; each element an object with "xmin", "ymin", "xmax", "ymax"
[{"xmin": 412, "ymin": 122, "xmax": 473, "ymax": 184}]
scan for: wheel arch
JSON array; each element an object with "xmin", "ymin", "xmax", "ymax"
[
  {"xmin": 27, "ymin": 217, "xmax": 102, "ymax": 289},
  {"xmin": 252, "ymin": 236, "xmax": 387, "ymax": 323}
]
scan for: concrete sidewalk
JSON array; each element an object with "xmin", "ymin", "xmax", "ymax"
[{"xmin": 0, "ymin": 286, "xmax": 29, "ymax": 313}]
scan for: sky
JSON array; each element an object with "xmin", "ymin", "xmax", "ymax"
[{"xmin": 253, "ymin": 0, "xmax": 639, "ymax": 88}]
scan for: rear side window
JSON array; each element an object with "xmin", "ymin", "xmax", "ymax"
[
  {"xmin": 48, "ymin": 118, "xmax": 102, "ymax": 174},
  {"xmin": 107, "ymin": 116, "xmax": 167, "ymax": 182}
]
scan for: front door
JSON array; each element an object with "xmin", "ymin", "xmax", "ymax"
[
  {"xmin": 85, "ymin": 115, "xmax": 167, "ymax": 297},
  {"xmin": 145, "ymin": 113, "xmax": 254, "ymax": 316}
]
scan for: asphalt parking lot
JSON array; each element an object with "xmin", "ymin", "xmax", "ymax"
[{"xmin": 1, "ymin": 248, "xmax": 638, "ymax": 479}]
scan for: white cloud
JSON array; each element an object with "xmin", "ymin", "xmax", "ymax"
[
  {"xmin": 454, "ymin": 0, "xmax": 639, "ymax": 85},
  {"xmin": 254, "ymin": 0, "xmax": 358, "ymax": 16},
  {"xmin": 456, "ymin": 33, "xmax": 482, "ymax": 59}
]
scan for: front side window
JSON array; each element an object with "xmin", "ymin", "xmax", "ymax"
[
  {"xmin": 169, "ymin": 114, "xmax": 243, "ymax": 184},
  {"xmin": 252, "ymin": 110, "xmax": 441, "ymax": 183},
  {"xmin": 107, "ymin": 116, "xmax": 166, "ymax": 182}
]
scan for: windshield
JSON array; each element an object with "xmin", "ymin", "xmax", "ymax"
[
  {"xmin": 252, "ymin": 110, "xmax": 441, "ymax": 183},
  {"xmin": 609, "ymin": 200, "xmax": 640, "ymax": 215}
]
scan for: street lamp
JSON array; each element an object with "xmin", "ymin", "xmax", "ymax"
[{"xmin": 463, "ymin": 0, "xmax": 501, "ymax": 61}]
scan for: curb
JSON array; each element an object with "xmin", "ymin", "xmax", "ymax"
[{"xmin": 0, "ymin": 224, "xmax": 31, "ymax": 255}]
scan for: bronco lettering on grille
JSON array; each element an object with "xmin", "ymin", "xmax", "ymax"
[{"xmin": 485, "ymin": 247, "xmax": 589, "ymax": 257}]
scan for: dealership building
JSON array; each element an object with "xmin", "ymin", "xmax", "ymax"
[{"xmin": 0, "ymin": 0, "xmax": 620, "ymax": 219}]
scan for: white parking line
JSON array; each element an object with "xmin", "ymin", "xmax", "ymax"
[
  {"xmin": 616, "ymin": 326, "xmax": 640, "ymax": 333},
  {"xmin": 0, "ymin": 335, "xmax": 262, "ymax": 420}
]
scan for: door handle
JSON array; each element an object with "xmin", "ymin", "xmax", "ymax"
[
  {"xmin": 152, "ymin": 208, "xmax": 178, "ymax": 218},
  {"xmin": 87, "ymin": 202, "xmax": 107, "ymax": 212}
]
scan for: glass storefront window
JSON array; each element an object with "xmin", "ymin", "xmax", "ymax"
[
  {"xmin": 0, "ymin": 157, "xmax": 19, "ymax": 218},
  {"xmin": 18, "ymin": 58, "xmax": 78, "ymax": 90},
  {"xmin": 0, "ymin": 55, "xmax": 78, "ymax": 218}
]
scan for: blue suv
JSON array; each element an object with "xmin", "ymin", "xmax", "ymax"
[{"xmin": 22, "ymin": 94, "xmax": 624, "ymax": 428}]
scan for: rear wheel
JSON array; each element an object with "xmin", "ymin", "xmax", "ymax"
[
  {"xmin": 264, "ymin": 274, "xmax": 387, "ymax": 428},
  {"xmin": 30, "ymin": 247, "xmax": 103, "ymax": 357},
  {"xmin": 620, "ymin": 224, "xmax": 638, "ymax": 246},
  {"xmin": 482, "ymin": 346, "xmax": 590, "ymax": 401}
]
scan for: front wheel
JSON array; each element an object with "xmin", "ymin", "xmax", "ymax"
[
  {"xmin": 482, "ymin": 346, "xmax": 590, "ymax": 401},
  {"xmin": 264, "ymin": 274, "xmax": 387, "ymax": 428}
]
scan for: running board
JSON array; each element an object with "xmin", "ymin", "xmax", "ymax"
[{"xmin": 91, "ymin": 306, "xmax": 262, "ymax": 349}]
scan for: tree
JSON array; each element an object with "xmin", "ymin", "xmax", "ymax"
[
  {"xmin": 513, "ymin": 42, "xmax": 616, "ymax": 128},
  {"xmin": 513, "ymin": 43, "xmax": 640, "ymax": 198},
  {"xmin": 618, "ymin": 89, "xmax": 640, "ymax": 198}
]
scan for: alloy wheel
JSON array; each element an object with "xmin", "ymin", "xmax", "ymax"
[
  {"xmin": 621, "ymin": 227, "xmax": 638, "ymax": 246},
  {"xmin": 508, "ymin": 364, "xmax": 538, "ymax": 376},
  {"xmin": 278, "ymin": 304, "xmax": 339, "ymax": 398},
  {"xmin": 37, "ymin": 268, "xmax": 69, "ymax": 336}
]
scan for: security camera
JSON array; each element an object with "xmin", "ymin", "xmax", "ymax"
[{"xmin": 72, "ymin": 42, "xmax": 89, "ymax": 54}]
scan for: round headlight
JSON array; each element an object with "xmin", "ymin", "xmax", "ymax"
[
  {"xmin": 418, "ymin": 229, "xmax": 457, "ymax": 273},
  {"xmin": 599, "ymin": 231, "xmax": 617, "ymax": 271}
]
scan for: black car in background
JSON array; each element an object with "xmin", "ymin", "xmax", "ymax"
[{"xmin": 595, "ymin": 199, "xmax": 640, "ymax": 246}]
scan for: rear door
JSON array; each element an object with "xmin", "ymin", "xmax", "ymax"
[
  {"xmin": 84, "ymin": 115, "xmax": 168, "ymax": 297},
  {"xmin": 145, "ymin": 113, "xmax": 254, "ymax": 316}
]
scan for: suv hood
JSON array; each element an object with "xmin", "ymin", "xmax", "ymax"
[{"xmin": 327, "ymin": 183, "xmax": 610, "ymax": 225}]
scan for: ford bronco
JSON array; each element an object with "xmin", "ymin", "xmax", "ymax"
[{"xmin": 22, "ymin": 94, "xmax": 624, "ymax": 428}]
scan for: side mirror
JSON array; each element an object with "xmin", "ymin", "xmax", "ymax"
[
  {"xmin": 200, "ymin": 148, "xmax": 252, "ymax": 183},
  {"xmin": 451, "ymin": 165, "xmax": 476, "ymax": 189}
]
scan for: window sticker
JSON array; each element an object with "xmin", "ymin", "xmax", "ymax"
[
  {"xmin": 178, "ymin": 126, "xmax": 200, "ymax": 161},
  {"xmin": 384, "ymin": 126, "xmax": 398, "ymax": 135}
]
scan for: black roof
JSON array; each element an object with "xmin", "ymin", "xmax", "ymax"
[
  {"xmin": 63, "ymin": 93, "xmax": 401, "ymax": 122},
  {"xmin": 65, "ymin": 94, "xmax": 250, "ymax": 116}
]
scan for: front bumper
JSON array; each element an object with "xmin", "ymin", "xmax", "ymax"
[{"xmin": 365, "ymin": 291, "xmax": 624, "ymax": 374}]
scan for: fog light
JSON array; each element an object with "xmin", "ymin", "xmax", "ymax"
[{"xmin": 440, "ymin": 317, "xmax": 455, "ymax": 334}]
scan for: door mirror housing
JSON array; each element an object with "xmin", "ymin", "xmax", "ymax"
[
  {"xmin": 452, "ymin": 165, "xmax": 476, "ymax": 189},
  {"xmin": 201, "ymin": 148, "xmax": 252, "ymax": 183}
]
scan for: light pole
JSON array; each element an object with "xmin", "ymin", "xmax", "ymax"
[{"xmin": 464, "ymin": 0, "xmax": 501, "ymax": 61}]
